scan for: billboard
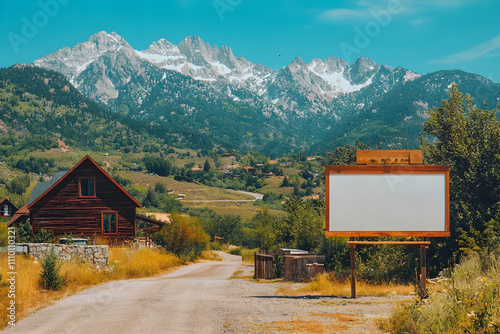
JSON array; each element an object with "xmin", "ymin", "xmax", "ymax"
[{"xmin": 325, "ymin": 165, "xmax": 450, "ymax": 237}]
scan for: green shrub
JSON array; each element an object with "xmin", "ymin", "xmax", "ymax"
[
  {"xmin": 39, "ymin": 247, "xmax": 63, "ymax": 290},
  {"xmin": 153, "ymin": 213, "xmax": 209, "ymax": 261},
  {"xmin": 33, "ymin": 229, "xmax": 54, "ymax": 243},
  {"xmin": 228, "ymin": 247, "xmax": 241, "ymax": 256},
  {"xmin": 209, "ymin": 241, "xmax": 228, "ymax": 251},
  {"xmin": 15, "ymin": 219, "xmax": 32, "ymax": 243},
  {"xmin": 227, "ymin": 247, "xmax": 256, "ymax": 263},
  {"xmin": 6, "ymin": 175, "xmax": 30, "ymax": 195}
]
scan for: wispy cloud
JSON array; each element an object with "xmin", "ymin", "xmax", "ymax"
[
  {"xmin": 433, "ymin": 35, "xmax": 500, "ymax": 63},
  {"xmin": 319, "ymin": 9, "xmax": 369, "ymax": 20},
  {"xmin": 319, "ymin": 0, "xmax": 470, "ymax": 22}
]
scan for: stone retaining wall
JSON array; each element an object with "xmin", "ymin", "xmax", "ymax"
[{"xmin": 17, "ymin": 243, "xmax": 108, "ymax": 267}]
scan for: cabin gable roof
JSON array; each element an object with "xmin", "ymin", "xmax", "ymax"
[
  {"xmin": 27, "ymin": 155, "xmax": 142, "ymax": 209},
  {"xmin": 0, "ymin": 198, "xmax": 18, "ymax": 212}
]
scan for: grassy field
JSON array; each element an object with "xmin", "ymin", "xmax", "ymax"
[
  {"xmin": 118, "ymin": 170, "xmax": 254, "ymax": 201},
  {"xmin": 185, "ymin": 201, "xmax": 287, "ymax": 221}
]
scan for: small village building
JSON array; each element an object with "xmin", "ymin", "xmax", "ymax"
[
  {"xmin": 0, "ymin": 198, "xmax": 17, "ymax": 217},
  {"xmin": 243, "ymin": 166, "xmax": 255, "ymax": 174},
  {"xmin": 8, "ymin": 155, "xmax": 142, "ymax": 241}
]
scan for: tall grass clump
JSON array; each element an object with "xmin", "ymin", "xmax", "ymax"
[{"xmin": 380, "ymin": 250, "xmax": 500, "ymax": 333}]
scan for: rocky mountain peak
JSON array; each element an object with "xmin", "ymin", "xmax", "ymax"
[
  {"xmin": 323, "ymin": 56, "xmax": 349, "ymax": 73},
  {"xmin": 350, "ymin": 57, "xmax": 379, "ymax": 84},
  {"xmin": 143, "ymin": 39, "xmax": 180, "ymax": 55},
  {"xmin": 178, "ymin": 36, "xmax": 213, "ymax": 64},
  {"xmin": 88, "ymin": 31, "xmax": 127, "ymax": 50},
  {"xmin": 33, "ymin": 31, "xmax": 132, "ymax": 81}
]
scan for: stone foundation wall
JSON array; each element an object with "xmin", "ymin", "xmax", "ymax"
[{"xmin": 17, "ymin": 243, "xmax": 108, "ymax": 267}]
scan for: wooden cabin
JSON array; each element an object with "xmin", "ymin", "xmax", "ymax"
[
  {"xmin": 0, "ymin": 198, "xmax": 18, "ymax": 217},
  {"xmin": 10, "ymin": 156, "xmax": 142, "ymax": 240}
]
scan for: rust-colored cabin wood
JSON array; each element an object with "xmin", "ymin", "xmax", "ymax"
[{"xmin": 27, "ymin": 156, "xmax": 141, "ymax": 240}]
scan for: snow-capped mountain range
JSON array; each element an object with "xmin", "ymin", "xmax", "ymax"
[
  {"xmin": 31, "ymin": 31, "xmax": 500, "ymax": 154},
  {"xmin": 33, "ymin": 31, "xmax": 419, "ymax": 112}
]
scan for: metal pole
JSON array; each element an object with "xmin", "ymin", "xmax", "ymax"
[{"xmin": 350, "ymin": 237, "xmax": 356, "ymax": 299}]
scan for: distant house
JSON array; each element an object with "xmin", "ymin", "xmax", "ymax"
[
  {"xmin": 0, "ymin": 198, "xmax": 17, "ymax": 217},
  {"xmin": 243, "ymin": 166, "xmax": 255, "ymax": 174},
  {"xmin": 8, "ymin": 156, "xmax": 142, "ymax": 240}
]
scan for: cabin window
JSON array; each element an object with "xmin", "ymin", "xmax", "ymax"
[
  {"xmin": 102, "ymin": 212, "xmax": 117, "ymax": 234},
  {"xmin": 79, "ymin": 178, "xmax": 95, "ymax": 197},
  {"xmin": 2, "ymin": 204, "xmax": 11, "ymax": 216}
]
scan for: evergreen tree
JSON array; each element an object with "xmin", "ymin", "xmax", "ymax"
[
  {"xmin": 280, "ymin": 175, "xmax": 289, "ymax": 187},
  {"xmin": 39, "ymin": 247, "xmax": 63, "ymax": 290},
  {"xmin": 203, "ymin": 159, "xmax": 211, "ymax": 172}
]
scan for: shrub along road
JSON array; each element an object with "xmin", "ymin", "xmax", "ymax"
[{"xmin": 5, "ymin": 252, "xmax": 401, "ymax": 333}]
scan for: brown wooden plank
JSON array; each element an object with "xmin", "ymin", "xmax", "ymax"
[
  {"xmin": 326, "ymin": 165, "xmax": 449, "ymax": 173},
  {"xmin": 325, "ymin": 231, "xmax": 451, "ymax": 237},
  {"xmin": 356, "ymin": 150, "xmax": 423, "ymax": 165},
  {"xmin": 347, "ymin": 241, "xmax": 431, "ymax": 245}
]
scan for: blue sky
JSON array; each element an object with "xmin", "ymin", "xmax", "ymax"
[{"xmin": 1, "ymin": 0, "xmax": 499, "ymax": 82}]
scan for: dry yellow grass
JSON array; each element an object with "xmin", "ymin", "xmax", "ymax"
[
  {"xmin": 276, "ymin": 273, "xmax": 413, "ymax": 298},
  {"xmin": 0, "ymin": 248, "xmax": 181, "ymax": 329},
  {"xmin": 198, "ymin": 250, "xmax": 223, "ymax": 262},
  {"xmin": 254, "ymin": 316, "xmax": 358, "ymax": 334},
  {"xmin": 109, "ymin": 247, "xmax": 180, "ymax": 278}
]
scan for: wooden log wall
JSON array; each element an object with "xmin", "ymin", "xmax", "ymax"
[
  {"xmin": 254, "ymin": 253, "xmax": 274, "ymax": 279},
  {"xmin": 30, "ymin": 159, "xmax": 137, "ymax": 240}
]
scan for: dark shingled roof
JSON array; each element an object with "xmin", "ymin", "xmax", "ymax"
[{"xmin": 28, "ymin": 171, "xmax": 68, "ymax": 205}]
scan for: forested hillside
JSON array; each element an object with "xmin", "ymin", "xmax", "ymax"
[{"xmin": 0, "ymin": 66, "xmax": 178, "ymax": 159}]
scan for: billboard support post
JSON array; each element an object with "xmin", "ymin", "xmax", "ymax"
[
  {"xmin": 350, "ymin": 237, "xmax": 356, "ymax": 299},
  {"xmin": 420, "ymin": 239, "xmax": 428, "ymax": 298}
]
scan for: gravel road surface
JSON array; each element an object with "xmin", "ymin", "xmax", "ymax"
[{"xmin": 4, "ymin": 252, "xmax": 402, "ymax": 333}]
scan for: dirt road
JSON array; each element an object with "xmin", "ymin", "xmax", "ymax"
[{"xmin": 5, "ymin": 253, "xmax": 401, "ymax": 334}]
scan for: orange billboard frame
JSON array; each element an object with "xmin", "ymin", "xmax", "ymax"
[{"xmin": 325, "ymin": 165, "xmax": 450, "ymax": 237}]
